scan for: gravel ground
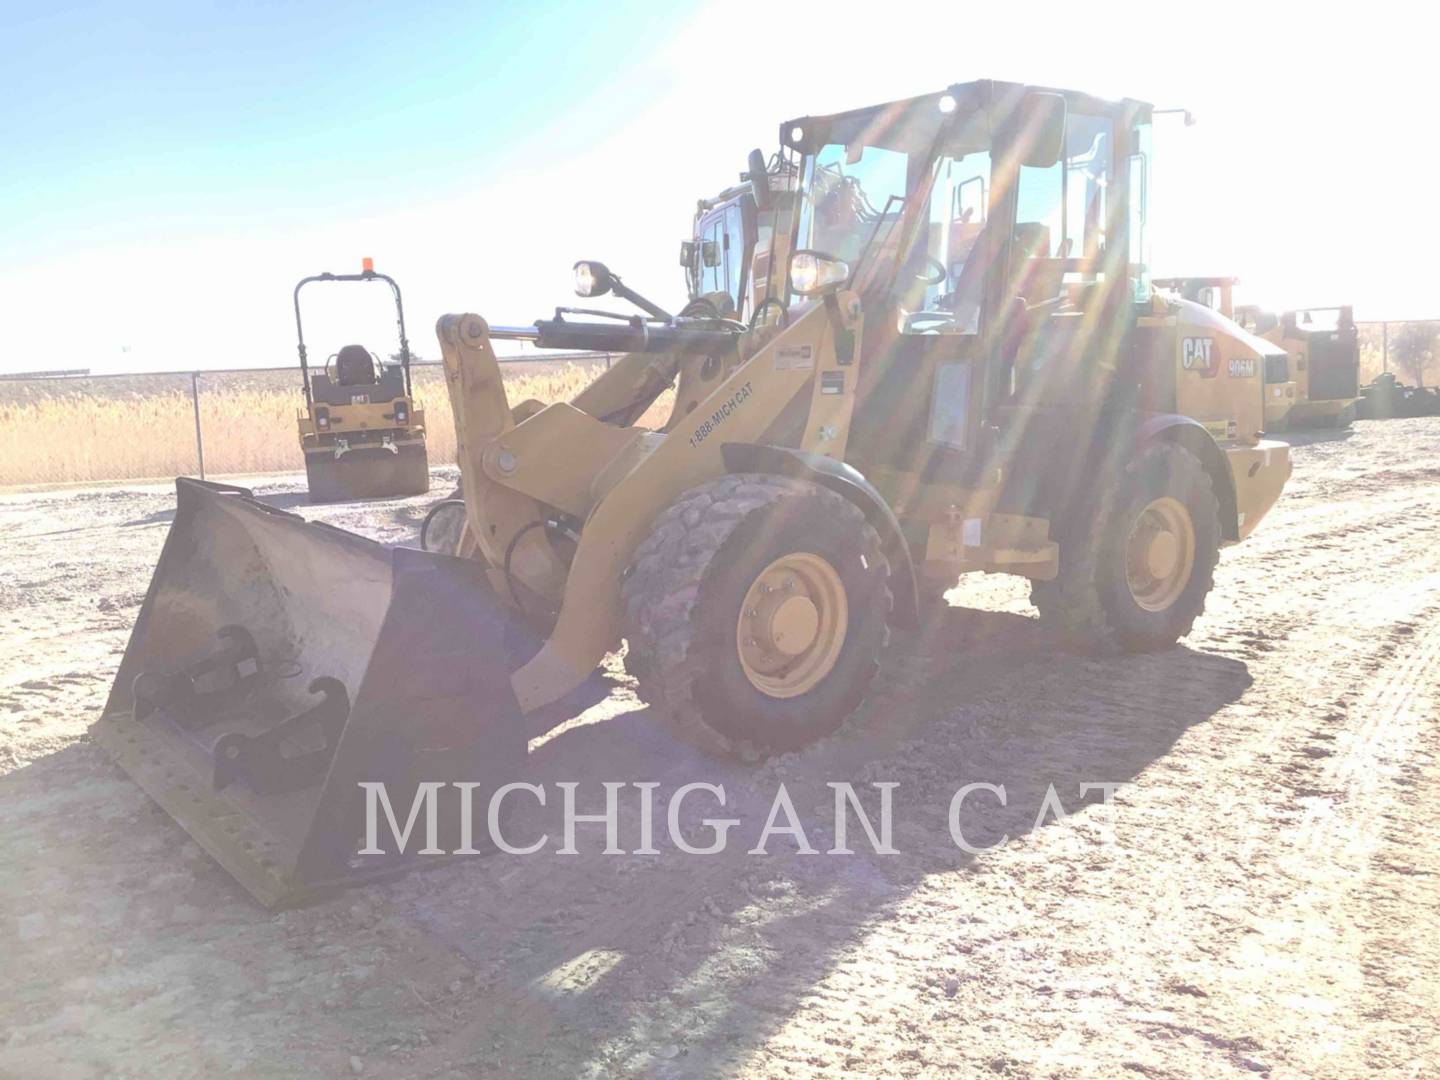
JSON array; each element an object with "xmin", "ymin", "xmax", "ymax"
[{"xmin": 2, "ymin": 420, "xmax": 1438, "ymax": 1078}]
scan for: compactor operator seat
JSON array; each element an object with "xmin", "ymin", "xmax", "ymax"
[
  {"xmin": 311, "ymin": 345, "xmax": 405, "ymax": 406},
  {"xmin": 335, "ymin": 344, "xmax": 377, "ymax": 387}
]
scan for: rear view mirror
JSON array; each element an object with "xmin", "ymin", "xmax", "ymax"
[
  {"xmin": 679, "ymin": 240, "xmax": 696, "ymax": 268},
  {"xmin": 1005, "ymin": 91, "xmax": 1066, "ymax": 169},
  {"xmin": 701, "ymin": 240, "xmax": 720, "ymax": 268},
  {"xmin": 746, "ymin": 148, "xmax": 772, "ymax": 211}
]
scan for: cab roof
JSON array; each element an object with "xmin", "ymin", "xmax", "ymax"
[{"xmin": 780, "ymin": 80, "xmax": 1152, "ymax": 156}]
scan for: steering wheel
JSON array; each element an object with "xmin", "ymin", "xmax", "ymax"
[
  {"xmin": 915, "ymin": 257, "xmax": 947, "ymax": 286},
  {"xmin": 748, "ymin": 296, "xmax": 790, "ymax": 333}
]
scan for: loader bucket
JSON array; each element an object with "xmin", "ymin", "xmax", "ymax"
[{"xmin": 92, "ymin": 477, "xmax": 526, "ymax": 908}]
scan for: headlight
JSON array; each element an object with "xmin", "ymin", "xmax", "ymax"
[
  {"xmin": 393, "ymin": 401, "xmax": 409, "ymax": 424},
  {"xmin": 789, "ymin": 250, "xmax": 850, "ymax": 297},
  {"xmin": 573, "ymin": 260, "xmax": 614, "ymax": 298}
]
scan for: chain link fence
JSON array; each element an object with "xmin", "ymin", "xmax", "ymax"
[
  {"xmin": 6, "ymin": 320, "xmax": 1438, "ymax": 489},
  {"xmin": 0, "ymin": 354, "xmax": 613, "ymax": 488},
  {"xmin": 1356, "ymin": 320, "xmax": 1440, "ymax": 388}
]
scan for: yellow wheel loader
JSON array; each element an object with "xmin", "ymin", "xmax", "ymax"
[
  {"xmin": 295, "ymin": 261, "xmax": 430, "ymax": 501},
  {"xmin": 1153, "ymin": 277, "xmax": 1297, "ymax": 431},
  {"xmin": 1236, "ymin": 304, "xmax": 1360, "ymax": 429},
  {"xmin": 95, "ymin": 81, "xmax": 1290, "ymax": 907}
]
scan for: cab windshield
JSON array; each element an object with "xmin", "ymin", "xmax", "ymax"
[
  {"xmin": 796, "ymin": 143, "xmax": 909, "ymax": 267},
  {"xmin": 790, "ymin": 101, "xmax": 993, "ymax": 334}
]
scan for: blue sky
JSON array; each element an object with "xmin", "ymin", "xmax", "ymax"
[
  {"xmin": 1, "ymin": 0, "xmax": 1433, "ymax": 373},
  {"xmin": 3, "ymin": 2, "xmax": 686, "ymax": 256}
]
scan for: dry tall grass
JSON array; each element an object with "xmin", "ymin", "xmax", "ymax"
[
  {"xmin": 18, "ymin": 321, "xmax": 1405, "ymax": 489},
  {"xmin": 0, "ymin": 361, "xmax": 646, "ymax": 487}
]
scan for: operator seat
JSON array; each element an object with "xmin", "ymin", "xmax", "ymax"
[
  {"xmin": 335, "ymin": 344, "xmax": 377, "ymax": 387},
  {"xmin": 1010, "ymin": 224, "xmax": 1063, "ymax": 304}
]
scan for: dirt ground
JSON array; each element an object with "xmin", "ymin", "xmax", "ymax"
[{"xmin": 3, "ymin": 419, "xmax": 1438, "ymax": 1079}]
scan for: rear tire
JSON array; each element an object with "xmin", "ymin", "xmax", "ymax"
[
  {"xmin": 305, "ymin": 441, "xmax": 430, "ymax": 503},
  {"xmin": 622, "ymin": 474, "xmax": 891, "ymax": 756},
  {"xmin": 1031, "ymin": 443, "xmax": 1220, "ymax": 652}
]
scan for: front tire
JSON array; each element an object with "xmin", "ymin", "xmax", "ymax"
[
  {"xmin": 420, "ymin": 488, "xmax": 466, "ymax": 554},
  {"xmin": 1031, "ymin": 443, "xmax": 1221, "ymax": 652},
  {"xmin": 622, "ymin": 474, "xmax": 892, "ymax": 756}
]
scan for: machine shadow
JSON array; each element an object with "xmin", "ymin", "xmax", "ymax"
[
  {"xmin": 408, "ymin": 603, "xmax": 1253, "ymax": 1075},
  {"xmin": 121, "ymin": 506, "xmax": 180, "ymax": 527},
  {"xmin": 1279, "ymin": 426, "xmax": 1356, "ymax": 448}
]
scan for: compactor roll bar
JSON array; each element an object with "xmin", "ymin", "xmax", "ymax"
[{"xmin": 293, "ymin": 267, "xmax": 413, "ymax": 407}]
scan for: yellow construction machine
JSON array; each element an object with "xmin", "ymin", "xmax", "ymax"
[
  {"xmin": 1236, "ymin": 304, "xmax": 1360, "ymax": 428},
  {"xmin": 294, "ymin": 260, "xmax": 430, "ymax": 501},
  {"xmin": 95, "ymin": 81, "xmax": 1290, "ymax": 906},
  {"xmin": 1154, "ymin": 277, "xmax": 1296, "ymax": 430}
]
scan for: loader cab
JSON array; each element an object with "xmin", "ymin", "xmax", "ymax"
[
  {"xmin": 780, "ymin": 83, "xmax": 1153, "ymax": 500},
  {"xmin": 1235, "ymin": 305, "xmax": 1280, "ymax": 336},
  {"xmin": 684, "ymin": 156, "xmax": 797, "ymax": 324},
  {"xmin": 1156, "ymin": 277, "xmax": 1237, "ymax": 320},
  {"xmin": 685, "ymin": 196, "xmax": 752, "ymax": 319}
]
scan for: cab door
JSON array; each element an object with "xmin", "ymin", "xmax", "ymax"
[{"xmin": 691, "ymin": 198, "xmax": 754, "ymax": 320}]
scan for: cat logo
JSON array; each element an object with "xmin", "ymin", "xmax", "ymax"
[
  {"xmin": 1181, "ymin": 337, "xmax": 1217, "ymax": 377},
  {"xmin": 1227, "ymin": 357, "xmax": 1257, "ymax": 379}
]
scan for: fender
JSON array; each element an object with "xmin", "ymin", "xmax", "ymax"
[
  {"xmin": 1136, "ymin": 413, "xmax": 1240, "ymax": 541},
  {"xmin": 720, "ymin": 442, "xmax": 920, "ymax": 628}
]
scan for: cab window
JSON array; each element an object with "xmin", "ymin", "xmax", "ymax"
[
  {"xmin": 899, "ymin": 149, "xmax": 992, "ymax": 335},
  {"xmin": 1011, "ymin": 112, "xmax": 1114, "ymax": 303},
  {"xmin": 698, "ymin": 219, "xmax": 725, "ymax": 296},
  {"xmin": 722, "ymin": 203, "xmax": 746, "ymax": 315},
  {"xmin": 805, "ymin": 142, "xmax": 909, "ymax": 266}
]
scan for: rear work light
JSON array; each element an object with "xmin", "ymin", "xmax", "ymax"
[
  {"xmin": 315, "ymin": 407, "xmax": 330, "ymax": 430},
  {"xmin": 393, "ymin": 401, "xmax": 409, "ymax": 425}
]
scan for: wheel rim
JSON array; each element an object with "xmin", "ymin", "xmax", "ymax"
[
  {"xmin": 1124, "ymin": 496, "xmax": 1196, "ymax": 612},
  {"xmin": 736, "ymin": 552, "xmax": 849, "ymax": 699}
]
